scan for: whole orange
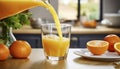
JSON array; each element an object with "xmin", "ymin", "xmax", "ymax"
[
  {"xmin": 104, "ymin": 34, "xmax": 120, "ymax": 52},
  {"xmin": 83, "ymin": 20, "xmax": 97, "ymax": 28},
  {"xmin": 9, "ymin": 40, "xmax": 31, "ymax": 59},
  {"xmin": 0, "ymin": 44, "xmax": 9, "ymax": 61},
  {"xmin": 87, "ymin": 40, "xmax": 109, "ymax": 55}
]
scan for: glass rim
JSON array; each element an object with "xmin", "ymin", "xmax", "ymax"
[{"xmin": 41, "ymin": 23, "xmax": 72, "ymax": 27}]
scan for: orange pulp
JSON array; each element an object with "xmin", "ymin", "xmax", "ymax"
[{"xmin": 87, "ymin": 40, "xmax": 109, "ymax": 55}]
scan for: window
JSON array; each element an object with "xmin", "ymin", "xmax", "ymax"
[
  {"xmin": 58, "ymin": 0, "xmax": 102, "ymax": 21},
  {"xmin": 59, "ymin": 0, "xmax": 77, "ymax": 20}
]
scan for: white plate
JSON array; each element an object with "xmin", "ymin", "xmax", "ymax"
[{"xmin": 74, "ymin": 49, "xmax": 120, "ymax": 61}]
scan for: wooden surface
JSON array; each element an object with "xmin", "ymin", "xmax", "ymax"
[
  {"xmin": 13, "ymin": 25, "xmax": 120, "ymax": 34},
  {"xmin": 0, "ymin": 48, "xmax": 119, "ymax": 69}
]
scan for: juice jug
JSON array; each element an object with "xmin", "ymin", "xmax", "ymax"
[{"xmin": 0, "ymin": 0, "xmax": 49, "ymax": 20}]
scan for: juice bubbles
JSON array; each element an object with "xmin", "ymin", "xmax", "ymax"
[{"xmin": 42, "ymin": 35, "xmax": 70, "ymax": 57}]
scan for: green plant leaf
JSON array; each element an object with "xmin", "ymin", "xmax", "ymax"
[{"xmin": 0, "ymin": 12, "xmax": 32, "ymax": 29}]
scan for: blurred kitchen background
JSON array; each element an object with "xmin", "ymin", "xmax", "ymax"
[
  {"xmin": 29, "ymin": 0, "xmax": 120, "ymax": 26},
  {"xmin": 13, "ymin": 0, "xmax": 120, "ymax": 48}
]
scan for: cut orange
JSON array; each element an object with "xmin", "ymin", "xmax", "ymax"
[
  {"xmin": 114, "ymin": 42, "xmax": 120, "ymax": 55},
  {"xmin": 0, "ymin": 0, "xmax": 47, "ymax": 20},
  {"xmin": 87, "ymin": 40, "xmax": 109, "ymax": 55}
]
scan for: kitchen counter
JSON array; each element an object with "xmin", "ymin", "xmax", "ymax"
[
  {"xmin": 0, "ymin": 48, "xmax": 118, "ymax": 69},
  {"xmin": 13, "ymin": 25, "xmax": 120, "ymax": 34}
]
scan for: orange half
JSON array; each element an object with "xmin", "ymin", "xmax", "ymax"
[
  {"xmin": 0, "ymin": 0, "xmax": 47, "ymax": 20},
  {"xmin": 87, "ymin": 40, "xmax": 109, "ymax": 55},
  {"xmin": 114, "ymin": 42, "xmax": 120, "ymax": 55}
]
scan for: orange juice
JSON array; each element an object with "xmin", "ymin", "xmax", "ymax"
[
  {"xmin": 46, "ymin": 4, "xmax": 62, "ymax": 39},
  {"xmin": 42, "ymin": 35, "xmax": 70, "ymax": 57}
]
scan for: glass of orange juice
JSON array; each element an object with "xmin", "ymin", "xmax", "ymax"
[{"xmin": 41, "ymin": 23, "xmax": 71, "ymax": 61}]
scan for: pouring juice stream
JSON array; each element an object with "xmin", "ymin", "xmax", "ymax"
[{"xmin": 0, "ymin": 0, "xmax": 62, "ymax": 39}]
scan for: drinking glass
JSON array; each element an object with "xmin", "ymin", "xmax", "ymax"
[{"xmin": 41, "ymin": 23, "xmax": 71, "ymax": 61}]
